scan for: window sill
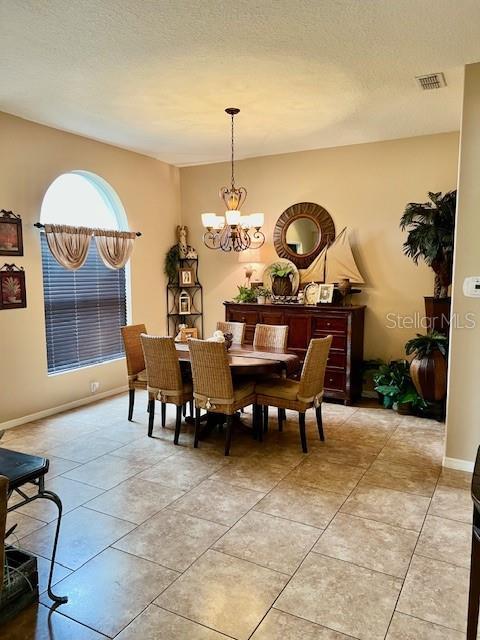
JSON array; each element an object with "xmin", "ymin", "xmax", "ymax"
[{"xmin": 47, "ymin": 356, "xmax": 126, "ymax": 378}]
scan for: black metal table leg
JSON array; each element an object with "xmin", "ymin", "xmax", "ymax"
[{"xmin": 38, "ymin": 489, "xmax": 68, "ymax": 604}]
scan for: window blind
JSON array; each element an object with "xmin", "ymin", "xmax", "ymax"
[{"xmin": 41, "ymin": 234, "xmax": 127, "ymax": 374}]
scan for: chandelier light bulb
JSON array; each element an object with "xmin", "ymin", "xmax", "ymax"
[
  {"xmin": 225, "ymin": 210, "xmax": 241, "ymax": 226},
  {"xmin": 201, "ymin": 213, "xmax": 216, "ymax": 229}
]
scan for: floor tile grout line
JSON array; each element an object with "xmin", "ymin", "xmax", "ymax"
[{"xmin": 382, "ymin": 453, "xmax": 448, "ymax": 638}]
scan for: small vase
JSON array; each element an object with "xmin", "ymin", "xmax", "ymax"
[{"xmin": 257, "ymin": 296, "xmax": 266, "ymax": 304}]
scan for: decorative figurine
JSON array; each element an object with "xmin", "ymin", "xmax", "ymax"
[{"xmin": 176, "ymin": 225, "xmax": 197, "ymax": 259}]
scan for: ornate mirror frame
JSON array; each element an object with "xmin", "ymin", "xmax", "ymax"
[{"xmin": 273, "ymin": 202, "xmax": 336, "ymax": 269}]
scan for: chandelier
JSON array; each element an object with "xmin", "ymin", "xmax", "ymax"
[{"xmin": 201, "ymin": 108, "xmax": 265, "ymax": 252}]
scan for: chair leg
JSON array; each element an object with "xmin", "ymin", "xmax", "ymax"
[
  {"xmin": 253, "ymin": 404, "xmax": 262, "ymax": 442},
  {"xmin": 316, "ymin": 405, "xmax": 325, "ymax": 441},
  {"xmin": 277, "ymin": 408, "xmax": 284, "ymax": 432},
  {"xmin": 182, "ymin": 404, "xmax": 187, "ymax": 417},
  {"xmin": 299, "ymin": 412, "xmax": 307, "ymax": 453},
  {"xmin": 161, "ymin": 402, "xmax": 166, "ymax": 427},
  {"xmin": 174, "ymin": 405, "xmax": 182, "ymax": 445},
  {"xmin": 263, "ymin": 405, "xmax": 269, "ymax": 433},
  {"xmin": 194, "ymin": 407, "xmax": 201, "ymax": 448},
  {"xmin": 225, "ymin": 415, "xmax": 233, "ymax": 456},
  {"xmin": 148, "ymin": 398, "xmax": 155, "ymax": 437},
  {"xmin": 189, "ymin": 399, "xmax": 194, "ymax": 417},
  {"xmin": 128, "ymin": 389, "xmax": 135, "ymax": 421}
]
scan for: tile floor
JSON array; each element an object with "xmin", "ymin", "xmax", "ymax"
[{"xmin": 0, "ymin": 392, "xmax": 473, "ymax": 639}]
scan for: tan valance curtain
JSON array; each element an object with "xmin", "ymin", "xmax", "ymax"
[
  {"xmin": 44, "ymin": 224, "xmax": 93, "ymax": 270},
  {"xmin": 44, "ymin": 224, "xmax": 136, "ymax": 271},
  {"xmin": 94, "ymin": 230, "xmax": 136, "ymax": 270}
]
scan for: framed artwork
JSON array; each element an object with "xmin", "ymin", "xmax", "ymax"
[
  {"xmin": 180, "ymin": 327, "xmax": 198, "ymax": 341},
  {"xmin": 0, "ymin": 210, "xmax": 23, "ymax": 256},
  {"xmin": 179, "ymin": 268, "xmax": 195, "ymax": 287},
  {"xmin": 303, "ymin": 282, "xmax": 321, "ymax": 305},
  {"xmin": 318, "ymin": 283, "xmax": 334, "ymax": 304},
  {"xmin": 179, "ymin": 290, "xmax": 191, "ymax": 314},
  {"xmin": 0, "ymin": 264, "xmax": 27, "ymax": 310}
]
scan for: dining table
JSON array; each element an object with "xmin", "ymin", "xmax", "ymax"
[
  {"xmin": 174, "ymin": 342, "xmax": 300, "ymax": 377},
  {"xmin": 174, "ymin": 342, "xmax": 300, "ymax": 435}
]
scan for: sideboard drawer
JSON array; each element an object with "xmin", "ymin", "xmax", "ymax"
[
  {"xmin": 327, "ymin": 351, "xmax": 346, "ymax": 368},
  {"xmin": 314, "ymin": 332, "xmax": 347, "ymax": 351},
  {"xmin": 228, "ymin": 309, "xmax": 259, "ymax": 325},
  {"xmin": 324, "ymin": 369, "xmax": 346, "ymax": 391},
  {"xmin": 313, "ymin": 316, "xmax": 348, "ymax": 333}
]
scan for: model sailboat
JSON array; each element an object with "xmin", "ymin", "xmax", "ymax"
[{"xmin": 299, "ymin": 227, "xmax": 364, "ymax": 285}]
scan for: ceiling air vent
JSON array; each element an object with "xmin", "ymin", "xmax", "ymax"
[{"xmin": 416, "ymin": 73, "xmax": 447, "ymax": 90}]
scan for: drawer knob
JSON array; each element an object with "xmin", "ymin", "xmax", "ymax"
[
  {"xmin": 328, "ymin": 377, "xmax": 334, "ymax": 383},
  {"xmin": 326, "ymin": 322, "xmax": 331, "ymax": 327}
]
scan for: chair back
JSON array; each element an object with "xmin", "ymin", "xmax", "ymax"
[
  {"xmin": 298, "ymin": 336, "xmax": 332, "ymax": 402},
  {"xmin": 121, "ymin": 324, "xmax": 146, "ymax": 377},
  {"xmin": 140, "ymin": 335, "xmax": 183, "ymax": 394},
  {"xmin": 0, "ymin": 475, "xmax": 8, "ymax": 590},
  {"xmin": 188, "ymin": 339, "xmax": 234, "ymax": 404},
  {"xmin": 253, "ymin": 324, "xmax": 288, "ymax": 350},
  {"xmin": 216, "ymin": 321, "xmax": 246, "ymax": 344}
]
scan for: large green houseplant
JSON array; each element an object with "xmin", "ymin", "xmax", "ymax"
[{"xmin": 400, "ymin": 190, "xmax": 456, "ymax": 299}]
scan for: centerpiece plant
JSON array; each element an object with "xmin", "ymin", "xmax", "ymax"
[
  {"xmin": 233, "ymin": 286, "xmax": 258, "ymax": 303},
  {"xmin": 270, "ymin": 262, "xmax": 295, "ymax": 296}
]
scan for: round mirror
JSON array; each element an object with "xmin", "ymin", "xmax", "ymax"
[
  {"xmin": 274, "ymin": 202, "xmax": 336, "ymax": 269},
  {"xmin": 285, "ymin": 217, "xmax": 320, "ymax": 255}
]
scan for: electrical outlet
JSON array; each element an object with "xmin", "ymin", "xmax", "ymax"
[{"xmin": 90, "ymin": 381, "xmax": 100, "ymax": 393}]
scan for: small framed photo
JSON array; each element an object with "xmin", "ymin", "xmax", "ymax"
[
  {"xmin": 0, "ymin": 264, "xmax": 27, "ymax": 310},
  {"xmin": 179, "ymin": 268, "xmax": 195, "ymax": 287},
  {"xmin": 318, "ymin": 283, "xmax": 334, "ymax": 304},
  {"xmin": 0, "ymin": 210, "xmax": 23, "ymax": 256},
  {"xmin": 181, "ymin": 327, "xmax": 198, "ymax": 342},
  {"xmin": 179, "ymin": 290, "xmax": 191, "ymax": 315}
]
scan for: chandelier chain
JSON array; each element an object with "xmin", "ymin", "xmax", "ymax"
[{"xmin": 231, "ymin": 113, "xmax": 235, "ymax": 188}]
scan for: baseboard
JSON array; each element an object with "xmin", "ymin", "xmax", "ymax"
[
  {"xmin": 443, "ymin": 456, "xmax": 475, "ymax": 472},
  {"xmin": 0, "ymin": 385, "xmax": 128, "ymax": 431},
  {"xmin": 361, "ymin": 391, "xmax": 378, "ymax": 399}
]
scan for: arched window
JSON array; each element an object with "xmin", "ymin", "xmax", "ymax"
[{"xmin": 40, "ymin": 171, "xmax": 129, "ymax": 374}]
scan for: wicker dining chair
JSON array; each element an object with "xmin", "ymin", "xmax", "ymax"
[
  {"xmin": 141, "ymin": 335, "xmax": 193, "ymax": 444},
  {"xmin": 256, "ymin": 336, "xmax": 332, "ymax": 453},
  {"xmin": 188, "ymin": 339, "xmax": 257, "ymax": 456},
  {"xmin": 121, "ymin": 324, "xmax": 148, "ymax": 421},
  {"xmin": 253, "ymin": 324, "xmax": 289, "ymax": 350},
  {"xmin": 216, "ymin": 321, "xmax": 246, "ymax": 345}
]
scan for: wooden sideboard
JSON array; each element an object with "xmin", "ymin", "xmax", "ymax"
[{"xmin": 224, "ymin": 302, "xmax": 365, "ymax": 405}]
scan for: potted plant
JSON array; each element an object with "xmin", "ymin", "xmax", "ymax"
[
  {"xmin": 400, "ymin": 190, "xmax": 456, "ymax": 332},
  {"xmin": 270, "ymin": 262, "xmax": 295, "ymax": 296},
  {"xmin": 373, "ymin": 360, "xmax": 424, "ymax": 414},
  {"xmin": 255, "ymin": 286, "xmax": 271, "ymax": 304},
  {"xmin": 405, "ymin": 331, "xmax": 448, "ymax": 403},
  {"xmin": 164, "ymin": 245, "xmax": 180, "ymax": 284},
  {"xmin": 233, "ymin": 285, "xmax": 258, "ymax": 304}
]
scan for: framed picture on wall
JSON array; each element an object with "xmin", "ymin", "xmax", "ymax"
[
  {"xmin": 0, "ymin": 210, "xmax": 23, "ymax": 256},
  {"xmin": 179, "ymin": 268, "xmax": 195, "ymax": 287},
  {"xmin": 0, "ymin": 264, "xmax": 27, "ymax": 310}
]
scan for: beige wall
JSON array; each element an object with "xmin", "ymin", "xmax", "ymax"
[
  {"xmin": 446, "ymin": 63, "xmax": 480, "ymax": 467},
  {"xmin": 0, "ymin": 112, "xmax": 180, "ymax": 424},
  {"xmin": 180, "ymin": 133, "xmax": 459, "ymax": 360}
]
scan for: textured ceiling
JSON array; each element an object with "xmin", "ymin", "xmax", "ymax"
[{"xmin": 1, "ymin": 1, "xmax": 479, "ymax": 165}]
